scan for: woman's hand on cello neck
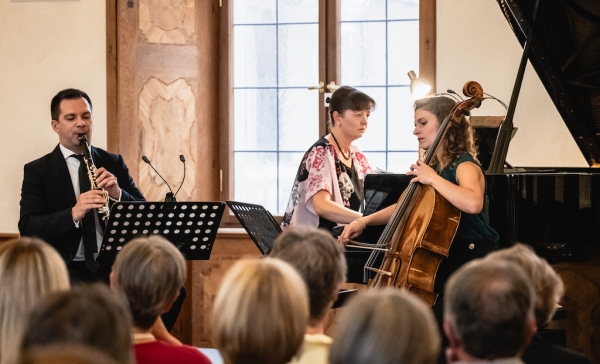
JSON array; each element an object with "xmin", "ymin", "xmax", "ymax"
[{"xmin": 406, "ymin": 159, "xmax": 439, "ymax": 186}]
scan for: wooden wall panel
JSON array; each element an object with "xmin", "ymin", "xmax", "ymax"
[{"xmin": 550, "ymin": 247, "xmax": 600, "ymax": 362}]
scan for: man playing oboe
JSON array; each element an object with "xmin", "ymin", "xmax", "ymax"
[{"xmin": 19, "ymin": 88, "xmax": 145, "ymax": 284}]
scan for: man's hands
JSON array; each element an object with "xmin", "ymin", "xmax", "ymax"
[
  {"xmin": 71, "ymin": 168, "xmax": 120, "ymax": 222},
  {"xmin": 95, "ymin": 167, "xmax": 120, "ymax": 199}
]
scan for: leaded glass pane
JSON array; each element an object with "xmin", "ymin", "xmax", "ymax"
[
  {"xmin": 278, "ymin": 152, "xmax": 305, "ymax": 214},
  {"xmin": 234, "ymin": 152, "xmax": 278, "ymax": 211},
  {"xmin": 388, "ymin": 0, "xmax": 419, "ymax": 20},
  {"xmin": 234, "ymin": 89, "xmax": 278, "ymax": 151},
  {"xmin": 233, "ymin": 25, "xmax": 277, "ymax": 87},
  {"xmin": 279, "ymin": 88, "xmax": 319, "ymax": 151},
  {"xmin": 388, "ymin": 20, "xmax": 419, "ymax": 85},
  {"xmin": 279, "ymin": 0, "xmax": 318, "ymax": 23},
  {"xmin": 233, "ymin": 0, "xmax": 276, "ymax": 24},
  {"xmin": 388, "ymin": 151, "xmax": 419, "ymax": 173},
  {"xmin": 387, "ymin": 86, "xmax": 417, "ymax": 151},
  {"xmin": 278, "ymin": 24, "xmax": 318, "ymax": 87},
  {"xmin": 341, "ymin": 22, "xmax": 386, "ymax": 86},
  {"xmin": 341, "ymin": 0, "xmax": 386, "ymax": 21}
]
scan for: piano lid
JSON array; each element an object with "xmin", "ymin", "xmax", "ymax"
[{"xmin": 497, "ymin": 0, "xmax": 600, "ymax": 166}]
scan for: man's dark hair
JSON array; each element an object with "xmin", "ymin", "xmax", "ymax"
[
  {"xmin": 270, "ymin": 227, "xmax": 346, "ymax": 325},
  {"xmin": 444, "ymin": 259, "xmax": 535, "ymax": 360},
  {"xmin": 20, "ymin": 284, "xmax": 132, "ymax": 364},
  {"xmin": 50, "ymin": 88, "xmax": 93, "ymax": 121}
]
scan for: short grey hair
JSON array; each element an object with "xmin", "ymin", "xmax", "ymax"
[
  {"xmin": 330, "ymin": 289, "xmax": 440, "ymax": 364},
  {"xmin": 484, "ymin": 243, "xmax": 564, "ymax": 327},
  {"xmin": 270, "ymin": 227, "xmax": 346, "ymax": 324},
  {"xmin": 112, "ymin": 235, "xmax": 186, "ymax": 330},
  {"xmin": 444, "ymin": 259, "xmax": 535, "ymax": 359}
]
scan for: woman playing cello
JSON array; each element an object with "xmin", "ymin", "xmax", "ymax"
[{"xmin": 339, "ymin": 95, "xmax": 499, "ymax": 296}]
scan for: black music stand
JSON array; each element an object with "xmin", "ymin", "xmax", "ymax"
[
  {"xmin": 97, "ymin": 201, "xmax": 225, "ymax": 266},
  {"xmin": 226, "ymin": 201, "xmax": 280, "ymax": 255},
  {"xmin": 227, "ymin": 200, "xmax": 357, "ymax": 308}
]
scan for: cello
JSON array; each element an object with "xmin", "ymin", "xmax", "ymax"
[{"xmin": 365, "ymin": 81, "xmax": 484, "ymax": 306}]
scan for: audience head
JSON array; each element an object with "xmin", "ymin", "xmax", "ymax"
[
  {"xmin": 50, "ymin": 88, "xmax": 92, "ymax": 121},
  {"xmin": 329, "ymin": 289, "xmax": 440, "ymax": 364},
  {"xmin": 270, "ymin": 227, "xmax": 346, "ymax": 326},
  {"xmin": 443, "ymin": 259, "xmax": 536, "ymax": 361},
  {"xmin": 213, "ymin": 258, "xmax": 309, "ymax": 364},
  {"xmin": 20, "ymin": 284, "xmax": 133, "ymax": 364},
  {"xmin": 110, "ymin": 235, "xmax": 186, "ymax": 330},
  {"xmin": 484, "ymin": 243, "xmax": 564, "ymax": 328},
  {"xmin": 0, "ymin": 237, "xmax": 70, "ymax": 364},
  {"xmin": 19, "ymin": 345, "xmax": 119, "ymax": 364}
]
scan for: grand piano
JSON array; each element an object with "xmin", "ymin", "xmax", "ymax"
[{"xmin": 482, "ymin": 0, "xmax": 600, "ymax": 359}]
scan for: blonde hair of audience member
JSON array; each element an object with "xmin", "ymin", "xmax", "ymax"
[
  {"xmin": 0, "ymin": 237, "xmax": 70, "ymax": 364},
  {"xmin": 20, "ymin": 284, "xmax": 133, "ymax": 364},
  {"xmin": 444, "ymin": 259, "xmax": 536, "ymax": 361},
  {"xmin": 213, "ymin": 258, "xmax": 309, "ymax": 364},
  {"xmin": 484, "ymin": 243, "xmax": 564, "ymax": 327},
  {"xmin": 19, "ymin": 345, "xmax": 119, "ymax": 364},
  {"xmin": 269, "ymin": 227, "xmax": 346, "ymax": 329},
  {"xmin": 329, "ymin": 289, "xmax": 440, "ymax": 364},
  {"xmin": 110, "ymin": 236, "xmax": 186, "ymax": 331}
]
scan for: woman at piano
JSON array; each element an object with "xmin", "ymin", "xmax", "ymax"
[
  {"xmin": 281, "ymin": 86, "xmax": 375, "ymax": 231},
  {"xmin": 339, "ymin": 96, "xmax": 499, "ymax": 283}
]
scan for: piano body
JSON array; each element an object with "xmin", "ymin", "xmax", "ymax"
[{"xmin": 484, "ymin": 0, "xmax": 600, "ymax": 359}]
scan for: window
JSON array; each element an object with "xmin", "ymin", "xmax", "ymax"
[{"xmin": 221, "ymin": 0, "xmax": 435, "ymax": 217}]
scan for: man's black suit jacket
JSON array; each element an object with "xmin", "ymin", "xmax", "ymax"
[{"xmin": 19, "ymin": 144, "xmax": 145, "ymax": 264}]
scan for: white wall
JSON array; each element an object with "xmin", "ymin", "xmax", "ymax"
[
  {"xmin": 436, "ymin": 0, "xmax": 588, "ymax": 168},
  {"xmin": 0, "ymin": 0, "xmax": 106, "ymax": 234}
]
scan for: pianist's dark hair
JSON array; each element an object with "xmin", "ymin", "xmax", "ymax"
[
  {"xmin": 50, "ymin": 88, "xmax": 93, "ymax": 121},
  {"xmin": 414, "ymin": 96, "xmax": 478, "ymax": 170},
  {"xmin": 328, "ymin": 86, "xmax": 376, "ymax": 129}
]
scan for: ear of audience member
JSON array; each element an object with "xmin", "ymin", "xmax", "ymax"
[
  {"xmin": 110, "ymin": 235, "xmax": 211, "ymax": 364},
  {"xmin": 269, "ymin": 227, "xmax": 347, "ymax": 327},
  {"xmin": 329, "ymin": 289, "xmax": 440, "ymax": 364},
  {"xmin": 0, "ymin": 237, "xmax": 70, "ymax": 364},
  {"xmin": 213, "ymin": 258, "xmax": 309, "ymax": 364},
  {"xmin": 20, "ymin": 284, "xmax": 133, "ymax": 364},
  {"xmin": 443, "ymin": 259, "xmax": 537, "ymax": 362},
  {"xmin": 19, "ymin": 345, "xmax": 119, "ymax": 364},
  {"xmin": 110, "ymin": 236, "xmax": 185, "ymax": 333}
]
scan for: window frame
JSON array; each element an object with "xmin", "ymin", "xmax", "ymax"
[{"xmin": 219, "ymin": 0, "xmax": 436, "ymax": 226}]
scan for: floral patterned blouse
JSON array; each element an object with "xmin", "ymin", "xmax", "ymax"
[{"xmin": 281, "ymin": 136, "xmax": 372, "ymax": 229}]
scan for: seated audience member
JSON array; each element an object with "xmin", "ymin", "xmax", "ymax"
[
  {"xmin": 0, "ymin": 237, "xmax": 70, "ymax": 364},
  {"xmin": 443, "ymin": 259, "xmax": 537, "ymax": 363},
  {"xmin": 110, "ymin": 236, "xmax": 210, "ymax": 364},
  {"xmin": 20, "ymin": 284, "xmax": 133, "ymax": 364},
  {"xmin": 19, "ymin": 345, "xmax": 119, "ymax": 364},
  {"xmin": 269, "ymin": 227, "xmax": 346, "ymax": 364},
  {"xmin": 213, "ymin": 258, "xmax": 309, "ymax": 364},
  {"xmin": 484, "ymin": 244, "xmax": 591, "ymax": 364},
  {"xmin": 329, "ymin": 289, "xmax": 440, "ymax": 364}
]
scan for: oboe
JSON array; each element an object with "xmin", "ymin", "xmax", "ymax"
[{"xmin": 79, "ymin": 134, "xmax": 111, "ymax": 223}]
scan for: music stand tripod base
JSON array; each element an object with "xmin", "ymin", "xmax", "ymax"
[{"xmin": 98, "ymin": 201, "xmax": 225, "ymax": 266}]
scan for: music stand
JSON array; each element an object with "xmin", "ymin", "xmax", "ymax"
[
  {"xmin": 97, "ymin": 201, "xmax": 225, "ymax": 266},
  {"xmin": 227, "ymin": 200, "xmax": 358, "ymax": 308},
  {"xmin": 226, "ymin": 201, "xmax": 281, "ymax": 255}
]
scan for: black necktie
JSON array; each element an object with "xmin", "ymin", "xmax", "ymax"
[{"xmin": 73, "ymin": 154, "xmax": 99, "ymax": 273}]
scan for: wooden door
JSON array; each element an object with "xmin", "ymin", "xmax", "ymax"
[{"xmin": 107, "ymin": 0, "xmax": 221, "ymax": 345}]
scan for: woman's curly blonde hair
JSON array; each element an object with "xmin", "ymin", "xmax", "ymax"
[{"xmin": 414, "ymin": 96, "xmax": 478, "ymax": 170}]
